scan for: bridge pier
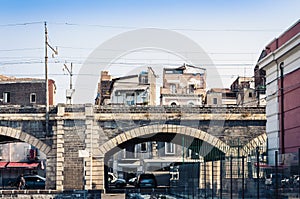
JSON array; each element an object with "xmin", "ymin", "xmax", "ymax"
[
  {"xmin": 55, "ymin": 119, "xmax": 64, "ymax": 191},
  {"xmin": 84, "ymin": 104, "xmax": 105, "ymax": 190}
]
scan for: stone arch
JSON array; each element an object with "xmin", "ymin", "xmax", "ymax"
[
  {"xmin": 0, "ymin": 126, "xmax": 51, "ymax": 155},
  {"xmin": 93, "ymin": 124, "xmax": 230, "ymax": 191},
  {"xmin": 242, "ymin": 133, "xmax": 267, "ymax": 156},
  {"xmin": 99, "ymin": 124, "xmax": 230, "ymax": 157}
]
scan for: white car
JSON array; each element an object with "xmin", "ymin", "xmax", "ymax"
[{"xmin": 265, "ymin": 173, "xmax": 283, "ymax": 186}]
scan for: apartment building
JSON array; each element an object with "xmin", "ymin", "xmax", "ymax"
[
  {"xmin": 256, "ymin": 20, "xmax": 300, "ymax": 165},
  {"xmin": 95, "ymin": 67, "xmax": 156, "ymax": 106},
  {"xmin": 0, "ymin": 75, "xmax": 56, "ymax": 106},
  {"xmin": 160, "ymin": 64, "xmax": 206, "ymax": 106}
]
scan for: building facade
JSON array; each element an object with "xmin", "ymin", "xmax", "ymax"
[
  {"xmin": 257, "ymin": 20, "xmax": 300, "ymax": 165},
  {"xmin": 95, "ymin": 67, "xmax": 156, "ymax": 106},
  {"xmin": 0, "ymin": 75, "xmax": 56, "ymax": 106},
  {"xmin": 205, "ymin": 88, "xmax": 236, "ymax": 106},
  {"xmin": 160, "ymin": 64, "xmax": 206, "ymax": 106},
  {"xmin": 230, "ymin": 76, "xmax": 258, "ymax": 107},
  {"xmin": 254, "ymin": 65, "xmax": 267, "ymax": 106},
  {"xmin": 0, "ymin": 75, "xmax": 53, "ymax": 186}
]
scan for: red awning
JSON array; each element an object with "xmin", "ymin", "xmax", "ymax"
[
  {"xmin": 0, "ymin": 162, "xmax": 8, "ymax": 168},
  {"xmin": 6, "ymin": 162, "xmax": 39, "ymax": 168},
  {"xmin": 254, "ymin": 162, "xmax": 271, "ymax": 168}
]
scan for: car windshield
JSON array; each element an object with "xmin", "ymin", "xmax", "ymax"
[{"xmin": 140, "ymin": 179, "xmax": 154, "ymax": 183}]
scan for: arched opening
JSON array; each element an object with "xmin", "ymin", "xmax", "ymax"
[
  {"xmin": 98, "ymin": 124, "xmax": 229, "ymax": 192},
  {"xmin": 170, "ymin": 102, "xmax": 177, "ymax": 106},
  {"xmin": 0, "ymin": 127, "xmax": 50, "ymax": 189}
]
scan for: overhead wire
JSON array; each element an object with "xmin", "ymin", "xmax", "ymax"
[
  {"xmin": 47, "ymin": 22, "xmax": 283, "ymax": 32},
  {"xmin": 0, "ymin": 21, "xmax": 44, "ymax": 27},
  {"xmin": 0, "ymin": 21, "xmax": 262, "ymax": 84}
]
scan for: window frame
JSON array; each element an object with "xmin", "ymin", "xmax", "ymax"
[
  {"xmin": 3, "ymin": 92, "xmax": 10, "ymax": 103},
  {"xmin": 169, "ymin": 84, "xmax": 176, "ymax": 94},
  {"xmin": 213, "ymin": 97, "xmax": 218, "ymax": 105},
  {"xmin": 140, "ymin": 142, "xmax": 147, "ymax": 153},
  {"xmin": 165, "ymin": 142, "xmax": 175, "ymax": 154},
  {"xmin": 30, "ymin": 93, "xmax": 36, "ymax": 103}
]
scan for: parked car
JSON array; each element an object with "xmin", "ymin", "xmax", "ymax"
[
  {"xmin": 24, "ymin": 175, "xmax": 46, "ymax": 189},
  {"xmin": 128, "ymin": 177, "xmax": 137, "ymax": 185},
  {"xmin": 293, "ymin": 175, "xmax": 299, "ymax": 186},
  {"xmin": 265, "ymin": 173, "xmax": 283, "ymax": 186},
  {"xmin": 108, "ymin": 172, "xmax": 126, "ymax": 188},
  {"xmin": 135, "ymin": 173, "xmax": 157, "ymax": 188},
  {"xmin": 9, "ymin": 175, "xmax": 45, "ymax": 189}
]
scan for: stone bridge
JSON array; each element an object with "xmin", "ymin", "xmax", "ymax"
[{"xmin": 0, "ymin": 104, "xmax": 266, "ymax": 191}]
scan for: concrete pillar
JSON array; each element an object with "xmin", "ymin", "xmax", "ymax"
[
  {"xmin": 84, "ymin": 103, "xmax": 101, "ymax": 190},
  {"xmin": 55, "ymin": 104, "xmax": 65, "ymax": 191},
  {"xmin": 85, "ymin": 156, "xmax": 105, "ymax": 190},
  {"xmin": 55, "ymin": 119, "xmax": 64, "ymax": 191},
  {"xmin": 45, "ymin": 152, "xmax": 57, "ymax": 189}
]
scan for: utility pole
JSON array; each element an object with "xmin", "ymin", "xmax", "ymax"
[
  {"xmin": 64, "ymin": 62, "xmax": 75, "ymax": 104},
  {"xmin": 44, "ymin": 21, "xmax": 58, "ymax": 135}
]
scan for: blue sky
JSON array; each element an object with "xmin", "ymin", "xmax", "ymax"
[{"xmin": 0, "ymin": 0, "xmax": 299, "ymax": 103}]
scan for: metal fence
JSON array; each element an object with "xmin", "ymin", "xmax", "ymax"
[{"xmin": 168, "ymin": 149, "xmax": 300, "ymax": 199}]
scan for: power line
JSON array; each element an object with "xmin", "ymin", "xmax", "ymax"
[
  {"xmin": 0, "ymin": 48, "xmax": 43, "ymax": 52},
  {"xmin": 0, "ymin": 56, "xmax": 257, "ymax": 63},
  {"xmin": 57, "ymin": 46, "xmax": 258, "ymax": 55},
  {"xmin": 0, "ymin": 21, "xmax": 43, "ymax": 27},
  {"xmin": 47, "ymin": 22, "xmax": 283, "ymax": 32},
  {"xmin": 0, "ymin": 60, "xmax": 255, "ymax": 66},
  {"xmin": 0, "ymin": 21, "xmax": 283, "ymax": 32},
  {"xmin": 0, "ymin": 45, "xmax": 258, "ymax": 55}
]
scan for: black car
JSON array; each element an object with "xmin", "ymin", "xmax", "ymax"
[
  {"xmin": 135, "ymin": 173, "xmax": 157, "ymax": 188},
  {"xmin": 9, "ymin": 175, "xmax": 45, "ymax": 189},
  {"xmin": 109, "ymin": 178, "xmax": 127, "ymax": 188},
  {"xmin": 24, "ymin": 175, "xmax": 46, "ymax": 189}
]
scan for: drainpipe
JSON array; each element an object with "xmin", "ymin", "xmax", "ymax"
[
  {"xmin": 279, "ymin": 62, "xmax": 285, "ymax": 155},
  {"xmin": 272, "ymin": 53, "xmax": 283, "ymax": 157}
]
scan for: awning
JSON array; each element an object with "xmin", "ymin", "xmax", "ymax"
[
  {"xmin": 6, "ymin": 162, "xmax": 39, "ymax": 168},
  {"xmin": 0, "ymin": 162, "xmax": 8, "ymax": 168}
]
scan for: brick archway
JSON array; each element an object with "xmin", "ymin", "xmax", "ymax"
[
  {"xmin": 93, "ymin": 124, "xmax": 230, "ymax": 190},
  {"xmin": 99, "ymin": 124, "xmax": 230, "ymax": 155},
  {"xmin": 0, "ymin": 126, "xmax": 51, "ymax": 155},
  {"xmin": 242, "ymin": 133, "xmax": 267, "ymax": 156}
]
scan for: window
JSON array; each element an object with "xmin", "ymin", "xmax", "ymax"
[
  {"xmin": 249, "ymin": 92, "xmax": 253, "ymax": 98},
  {"xmin": 188, "ymin": 84, "xmax": 195, "ymax": 94},
  {"xmin": 3, "ymin": 92, "xmax": 10, "ymax": 103},
  {"xmin": 126, "ymin": 93, "xmax": 135, "ymax": 105},
  {"xmin": 115, "ymin": 91, "xmax": 121, "ymax": 96},
  {"xmin": 30, "ymin": 93, "xmax": 36, "ymax": 103},
  {"xmin": 139, "ymin": 74, "xmax": 148, "ymax": 84},
  {"xmin": 170, "ymin": 84, "xmax": 176, "ymax": 94},
  {"xmin": 213, "ymin": 98, "xmax": 218, "ymax": 105},
  {"xmin": 165, "ymin": 142, "xmax": 175, "ymax": 154},
  {"xmin": 140, "ymin": 143, "xmax": 147, "ymax": 152}
]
